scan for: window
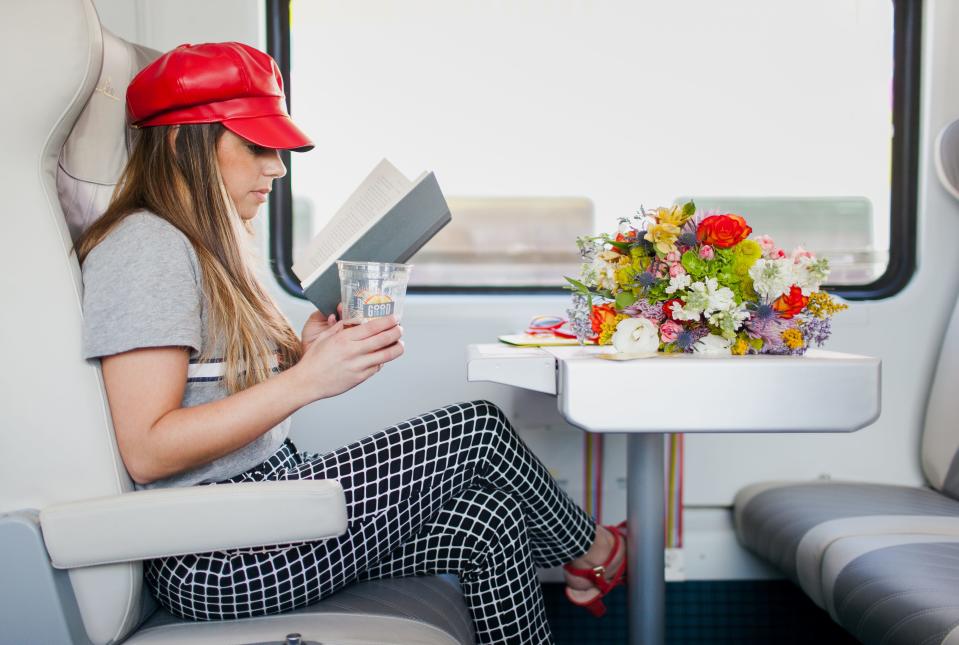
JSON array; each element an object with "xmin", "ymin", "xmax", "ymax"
[{"xmin": 268, "ymin": 0, "xmax": 919, "ymax": 299}]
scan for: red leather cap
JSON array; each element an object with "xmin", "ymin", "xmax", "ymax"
[{"xmin": 127, "ymin": 42, "xmax": 313, "ymax": 152}]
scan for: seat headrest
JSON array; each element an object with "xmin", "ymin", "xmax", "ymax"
[
  {"xmin": 57, "ymin": 28, "xmax": 159, "ymax": 242},
  {"xmin": 935, "ymin": 118, "xmax": 959, "ymax": 202}
]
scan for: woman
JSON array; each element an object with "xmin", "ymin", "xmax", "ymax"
[{"xmin": 75, "ymin": 42, "xmax": 625, "ymax": 644}]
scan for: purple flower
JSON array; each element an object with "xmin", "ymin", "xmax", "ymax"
[
  {"xmin": 800, "ymin": 316, "xmax": 832, "ymax": 348},
  {"xmin": 635, "ymin": 272, "xmax": 658, "ymax": 289},
  {"xmin": 678, "ymin": 232, "xmax": 698, "ymax": 248},
  {"xmin": 567, "ymin": 293, "xmax": 593, "ymax": 343},
  {"xmin": 622, "ymin": 298, "xmax": 666, "ymax": 323},
  {"xmin": 673, "ymin": 325, "xmax": 709, "ymax": 352},
  {"xmin": 744, "ymin": 312, "xmax": 789, "ymax": 349}
]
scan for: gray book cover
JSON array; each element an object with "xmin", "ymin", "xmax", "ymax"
[{"xmin": 302, "ymin": 172, "xmax": 451, "ymax": 313}]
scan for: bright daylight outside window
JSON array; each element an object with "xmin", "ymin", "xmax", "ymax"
[{"xmin": 285, "ymin": 1, "xmax": 896, "ymax": 289}]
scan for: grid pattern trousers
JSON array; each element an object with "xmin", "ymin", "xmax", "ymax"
[{"xmin": 145, "ymin": 400, "xmax": 597, "ymax": 644}]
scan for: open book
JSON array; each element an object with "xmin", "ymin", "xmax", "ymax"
[{"xmin": 291, "ymin": 158, "xmax": 452, "ymax": 313}]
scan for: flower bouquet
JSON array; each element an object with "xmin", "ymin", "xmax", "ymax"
[{"xmin": 565, "ymin": 202, "xmax": 847, "ymax": 355}]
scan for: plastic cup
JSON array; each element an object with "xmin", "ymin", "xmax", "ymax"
[{"xmin": 337, "ymin": 261, "xmax": 413, "ymax": 326}]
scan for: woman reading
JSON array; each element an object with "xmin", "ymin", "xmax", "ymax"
[{"xmin": 75, "ymin": 42, "xmax": 626, "ymax": 644}]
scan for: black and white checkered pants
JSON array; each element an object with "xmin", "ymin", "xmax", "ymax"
[{"xmin": 145, "ymin": 400, "xmax": 596, "ymax": 644}]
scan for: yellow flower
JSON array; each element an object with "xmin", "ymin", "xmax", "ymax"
[
  {"xmin": 781, "ymin": 328, "xmax": 804, "ymax": 350},
  {"xmin": 599, "ymin": 314, "xmax": 628, "ymax": 345},
  {"xmin": 806, "ymin": 291, "xmax": 848, "ymax": 319},
  {"xmin": 644, "ymin": 222, "xmax": 681, "ymax": 255},
  {"xmin": 653, "ymin": 205, "xmax": 691, "ymax": 228},
  {"xmin": 731, "ymin": 338, "xmax": 749, "ymax": 355}
]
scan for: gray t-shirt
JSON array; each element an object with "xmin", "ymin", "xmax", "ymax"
[{"xmin": 81, "ymin": 211, "xmax": 289, "ymax": 490}]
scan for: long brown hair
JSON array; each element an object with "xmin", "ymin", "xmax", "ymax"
[{"xmin": 76, "ymin": 123, "xmax": 302, "ymax": 393}]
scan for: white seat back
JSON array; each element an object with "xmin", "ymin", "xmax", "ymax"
[
  {"xmin": 922, "ymin": 118, "xmax": 959, "ymax": 498},
  {"xmin": 0, "ymin": 1, "xmax": 160, "ymax": 642}
]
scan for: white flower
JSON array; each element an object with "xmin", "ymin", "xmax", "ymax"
[
  {"xmin": 612, "ymin": 317, "xmax": 660, "ymax": 354},
  {"xmin": 589, "ymin": 255, "xmax": 618, "ymax": 291},
  {"xmin": 792, "ymin": 256, "xmax": 830, "ymax": 296},
  {"xmin": 693, "ymin": 333, "xmax": 732, "ymax": 355},
  {"xmin": 706, "ymin": 302, "xmax": 751, "ymax": 339},
  {"xmin": 749, "ymin": 259, "xmax": 793, "ymax": 300},
  {"xmin": 665, "ymin": 273, "xmax": 691, "ymax": 295}
]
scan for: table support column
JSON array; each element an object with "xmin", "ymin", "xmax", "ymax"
[{"xmin": 627, "ymin": 432, "xmax": 665, "ymax": 645}]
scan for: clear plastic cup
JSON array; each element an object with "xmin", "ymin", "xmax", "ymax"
[{"xmin": 337, "ymin": 261, "xmax": 413, "ymax": 326}]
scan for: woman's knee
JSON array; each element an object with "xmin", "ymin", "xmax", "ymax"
[{"xmin": 463, "ymin": 487, "xmax": 527, "ymax": 545}]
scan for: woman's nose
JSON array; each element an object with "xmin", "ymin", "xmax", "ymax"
[{"xmin": 265, "ymin": 150, "xmax": 287, "ymax": 179}]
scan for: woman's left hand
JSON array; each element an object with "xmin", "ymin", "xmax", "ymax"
[{"xmin": 301, "ymin": 304, "xmax": 343, "ymax": 352}]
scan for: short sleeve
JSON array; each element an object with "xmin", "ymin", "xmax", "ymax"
[{"xmin": 81, "ymin": 213, "xmax": 203, "ymax": 359}]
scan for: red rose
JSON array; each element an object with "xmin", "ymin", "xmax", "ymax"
[
  {"xmin": 696, "ymin": 214, "xmax": 752, "ymax": 249},
  {"xmin": 772, "ymin": 285, "xmax": 810, "ymax": 319},
  {"xmin": 591, "ymin": 303, "xmax": 617, "ymax": 334},
  {"xmin": 662, "ymin": 298, "xmax": 684, "ymax": 321}
]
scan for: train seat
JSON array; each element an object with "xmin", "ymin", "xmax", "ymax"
[
  {"xmin": 0, "ymin": 0, "xmax": 472, "ymax": 643},
  {"xmin": 734, "ymin": 118, "xmax": 959, "ymax": 644}
]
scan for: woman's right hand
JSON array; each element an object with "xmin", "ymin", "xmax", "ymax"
[{"xmin": 291, "ymin": 314, "xmax": 404, "ymax": 402}]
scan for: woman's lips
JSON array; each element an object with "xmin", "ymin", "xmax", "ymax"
[{"xmin": 252, "ymin": 190, "xmax": 270, "ymax": 203}]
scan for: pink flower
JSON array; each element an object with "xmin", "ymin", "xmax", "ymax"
[
  {"xmin": 791, "ymin": 245, "xmax": 815, "ymax": 262},
  {"xmin": 655, "ymin": 263, "xmax": 668, "ymax": 279},
  {"xmin": 698, "ymin": 245, "xmax": 715, "ymax": 260},
  {"xmin": 660, "ymin": 320, "xmax": 683, "ymax": 343},
  {"xmin": 755, "ymin": 234, "xmax": 777, "ymax": 256},
  {"xmin": 669, "ymin": 263, "xmax": 686, "ymax": 278},
  {"xmin": 771, "ymin": 248, "xmax": 786, "ymax": 259},
  {"xmin": 666, "ymin": 250, "xmax": 681, "ymax": 263}
]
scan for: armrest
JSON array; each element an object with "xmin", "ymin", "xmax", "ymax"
[{"xmin": 39, "ymin": 480, "xmax": 347, "ymax": 569}]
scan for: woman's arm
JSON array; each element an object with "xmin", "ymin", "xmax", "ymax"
[{"xmin": 103, "ymin": 315, "xmax": 403, "ymax": 485}]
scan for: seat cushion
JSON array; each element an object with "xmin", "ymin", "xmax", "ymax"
[
  {"xmin": 125, "ymin": 576, "xmax": 474, "ymax": 645},
  {"xmin": 824, "ymin": 537, "xmax": 959, "ymax": 645},
  {"xmin": 734, "ymin": 481, "xmax": 959, "ymax": 607}
]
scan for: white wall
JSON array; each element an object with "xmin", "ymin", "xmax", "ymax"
[{"xmin": 92, "ymin": 0, "xmax": 959, "ymax": 580}]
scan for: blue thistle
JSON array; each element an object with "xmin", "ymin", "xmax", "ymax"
[
  {"xmin": 678, "ymin": 232, "xmax": 698, "ymax": 248},
  {"xmin": 674, "ymin": 329, "xmax": 698, "ymax": 352},
  {"xmin": 636, "ymin": 272, "xmax": 657, "ymax": 289}
]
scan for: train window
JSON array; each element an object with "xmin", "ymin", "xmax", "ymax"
[{"xmin": 268, "ymin": 0, "xmax": 919, "ymax": 299}]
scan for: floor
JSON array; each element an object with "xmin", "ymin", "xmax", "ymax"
[{"xmin": 542, "ymin": 580, "xmax": 860, "ymax": 644}]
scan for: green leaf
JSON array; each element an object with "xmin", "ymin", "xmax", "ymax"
[
  {"xmin": 564, "ymin": 276, "xmax": 589, "ymax": 293},
  {"xmin": 682, "ymin": 200, "xmax": 696, "ymax": 217},
  {"xmin": 615, "ymin": 291, "xmax": 637, "ymax": 310},
  {"xmin": 607, "ymin": 240, "xmax": 631, "ymax": 251}
]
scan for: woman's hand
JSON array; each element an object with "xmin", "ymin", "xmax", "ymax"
[
  {"xmin": 292, "ymin": 314, "xmax": 404, "ymax": 403},
  {"xmin": 301, "ymin": 304, "xmax": 344, "ymax": 353}
]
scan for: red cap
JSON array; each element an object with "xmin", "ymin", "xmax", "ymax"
[{"xmin": 126, "ymin": 42, "xmax": 313, "ymax": 152}]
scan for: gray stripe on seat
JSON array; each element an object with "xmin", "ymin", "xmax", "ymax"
[
  {"xmin": 833, "ymin": 542, "xmax": 959, "ymax": 645},
  {"xmin": 736, "ymin": 482, "xmax": 959, "ymax": 583}
]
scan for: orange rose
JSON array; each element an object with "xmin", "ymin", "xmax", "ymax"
[
  {"xmin": 612, "ymin": 230, "xmax": 637, "ymax": 253},
  {"xmin": 772, "ymin": 285, "xmax": 810, "ymax": 319},
  {"xmin": 591, "ymin": 303, "xmax": 617, "ymax": 334},
  {"xmin": 696, "ymin": 214, "xmax": 752, "ymax": 249}
]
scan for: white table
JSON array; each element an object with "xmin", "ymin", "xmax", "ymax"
[{"xmin": 467, "ymin": 344, "xmax": 881, "ymax": 645}]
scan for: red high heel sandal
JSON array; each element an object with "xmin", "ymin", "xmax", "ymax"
[{"xmin": 562, "ymin": 521, "xmax": 627, "ymax": 617}]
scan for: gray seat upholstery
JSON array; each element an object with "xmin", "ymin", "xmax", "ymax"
[
  {"xmin": 828, "ymin": 537, "xmax": 959, "ymax": 645},
  {"xmin": 130, "ymin": 577, "xmax": 474, "ymax": 645},
  {"xmin": 734, "ymin": 118, "xmax": 959, "ymax": 645},
  {"xmin": 735, "ymin": 481, "xmax": 959, "ymax": 607}
]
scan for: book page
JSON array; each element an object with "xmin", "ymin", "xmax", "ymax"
[{"xmin": 292, "ymin": 159, "xmax": 412, "ymax": 283}]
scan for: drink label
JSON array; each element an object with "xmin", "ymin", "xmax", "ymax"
[
  {"xmin": 363, "ymin": 301, "xmax": 394, "ymax": 318},
  {"xmin": 351, "ymin": 292, "xmax": 395, "ymax": 319}
]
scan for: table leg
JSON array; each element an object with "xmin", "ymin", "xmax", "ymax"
[{"xmin": 627, "ymin": 433, "xmax": 665, "ymax": 645}]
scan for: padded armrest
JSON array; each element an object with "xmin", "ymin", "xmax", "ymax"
[{"xmin": 39, "ymin": 480, "xmax": 347, "ymax": 569}]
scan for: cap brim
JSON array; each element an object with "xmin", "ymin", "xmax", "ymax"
[{"xmin": 223, "ymin": 114, "xmax": 314, "ymax": 152}]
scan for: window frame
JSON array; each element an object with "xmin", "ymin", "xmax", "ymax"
[{"xmin": 267, "ymin": 0, "xmax": 921, "ymax": 301}]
